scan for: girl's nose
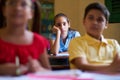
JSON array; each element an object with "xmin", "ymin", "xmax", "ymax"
[
  {"xmin": 15, "ymin": 4, "xmax": 23, "ymax": 10},
  {"xmin": 60, "ymin": 24, "xmax": 65, "ymax": 29}
]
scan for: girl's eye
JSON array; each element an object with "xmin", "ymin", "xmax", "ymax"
[
  {"xmin": 55, "ymin": 22, "xmax": 66, "ymax": 27},
  {"xmin": 6, "ymin": 1, "xmax": 16, "ymax": 6},
  {"xmin": 63, "ymin": 22, "xmax": 66, "ymax": 26},
  {"xmin": 56, "ymin": 23, "xmax": 61, "ymax": 27},
  {"xmin": 6, "ymin": 1, "xmax": 31, "ymax": 8},
  {"xmin": 21, "ymin": 2, "xmax": 28, "ymax": 7}
]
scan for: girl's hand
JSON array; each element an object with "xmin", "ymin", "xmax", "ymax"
[
  {"xmin": 27, "ymin": 57, "xmax": 47, "ymax": 73},
  {"xmin": 0, "ymin": 63, "xmax": 28, "ymax": 76},
  {"xmin": 52, "ymin": 26, "xmax": 61, "ymax": 35}
]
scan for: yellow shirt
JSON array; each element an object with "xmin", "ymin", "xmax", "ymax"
[{"xmin": 68, "ymin": 34, "xmax": 120, "ymax": 69}]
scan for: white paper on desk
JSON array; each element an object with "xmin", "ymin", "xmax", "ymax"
[
  {"xmin": 0, "ymin": 76, "xmax": 29, "ymax": 80},
  {"xmin": 56, "ymin": 53, "xmax": 69, "ymax": 56},
  {"xmin": 36, "ymin": 69, "xmax": 82, "ymax": 76},
  {"xmin": 27, "ymin": 70, "xmax": 83, "ymax": 80},
  {"xmin": 80, "ymin": 72, "xmax": 120, "ymax": 80}
]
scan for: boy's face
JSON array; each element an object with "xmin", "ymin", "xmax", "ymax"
[{"xmin": 83, "ymin": 9, "xmax": 108, "ymax": 39}]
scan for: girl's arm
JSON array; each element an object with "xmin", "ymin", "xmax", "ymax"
[
  {"xmin": 50, "ymin": 26, "xmax": 61, "ymax": 55},
  {"xmin": 39, "ymin": 49, "xmax": 51, "ymax": 70},
  {"xmin": 0, "ymin": 63, "xmax": 17, "ymax": 75},
  {"xmin": 59, "ymin": 52, "xmax": 69, "ymax": 54},
  {"xmin": 0, "ymin": 63, "xmax": 28, "ymax": 76},
  {"xmin": 27, "ymin": 49, "xmax": 51, "ymax": 73}
]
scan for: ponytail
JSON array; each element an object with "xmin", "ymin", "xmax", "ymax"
[{"xmin": 32, "ymin": 0, "xmax": 41, "ymax": 33}]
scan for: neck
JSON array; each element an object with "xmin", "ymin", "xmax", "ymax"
[
  {"xmin": 61, "ymin": 31, "xmax": 68, "ymax": 39},
  {"xmin": 88, "ymin": 33, "xmax": 101, "ymax": 41},
  {"xmin": 5, "ymin": 23, "xmax": 27, "ymax": 36}
]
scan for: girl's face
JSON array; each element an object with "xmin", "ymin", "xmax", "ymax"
[
  {"xmin": 83, "ymin": 9, "xmax": 108, "ymax": 38},
  {"xmin": 55, "ymin": 16, "xmax": 70, "ymax": 34},
  {"xmin": 3, "ymin": 0, "xmax": 33, "ymax": 25}
]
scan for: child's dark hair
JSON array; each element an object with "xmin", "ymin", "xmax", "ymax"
[
  {"xmin": 0, "ymin": 0, "xmax": 41, "ymax": 33},
  {"xmin": 53, "ymin": 13, "xmax": 70, "ymax": 25},
  {"xmin": 0, "ymin": 0, "xmax": 6, "ymax": 28},
  {"xmin": 84, "ymin": 2, "xmax": 110, "ymax": 21},
  {"xmin": 32, "ymin": 0, "xmax": 41, "ymax": 33}
]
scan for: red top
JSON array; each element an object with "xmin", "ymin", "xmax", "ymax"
[{"xmin": 0, "ymin": 33, "xmax": 48, "ymax": 65}]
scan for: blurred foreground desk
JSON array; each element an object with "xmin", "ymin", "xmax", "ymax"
[
  {"xmin": 49, "ymin": 54, "xmax": 70, "ymax": 70},
  {"xmin": 1, "ymin": 70, "xmax": 120, "ymax": 80}
]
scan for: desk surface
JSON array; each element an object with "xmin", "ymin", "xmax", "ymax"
[{"xmin": 0, "ymin": 70, "xmax": 120, "ymax": 80}]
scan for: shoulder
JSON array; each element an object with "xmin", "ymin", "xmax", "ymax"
[
  {"xmin": 106, "ymin": 38, "xmax": 120, "ymax": 53},
  {"xmin": 70, "ymin": 35, "xmax": 88, "ymax": 50},
  {"xmin": 70, "ymin": 36, "xmax": 85, "ymax": 46},
  {"xmin": 33, "ymin": 32, "xmax": 49, "ymax": 46},
  {"xmin": 73, "ymin": 34, "xmax": 84, "ymax": 40},
  {"xmin": 34, "ymin": 33, "xmax": 47, "ymax": 40},
  {"xmin": 49, "ymin": 33, "xmax": 56, "ymax": 39},
  {"xmin": 74, "ymin": 31, "xmax": 80, "ymax": 37},
  {"xmin": 68, "ymin": 29, "xmax": 80, "ymax": 37},
  {"xmin": 106, "ymin": 38, "xmax": 118, "ymax": 43},
  {"xmin": 106, "ymin": 38, "xmax": 119, "ymax": 45}
]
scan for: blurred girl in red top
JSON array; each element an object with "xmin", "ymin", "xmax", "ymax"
[{"xmin": 0, "ymin": 0, "xmax": 51, "ymax": 76}]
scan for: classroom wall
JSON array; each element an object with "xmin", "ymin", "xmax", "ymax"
[{"xmin": 54, "ymin": 0, "xmax": 120, "ymax": 43}]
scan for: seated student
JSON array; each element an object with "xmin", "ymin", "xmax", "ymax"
[
  {"xmin": 0, "ymin": 0, "xmax": 51, "ymax": 76},
  {"xmin": 68, "ymin": 2, "xmax": 120, "ymax": 73},
  {"xmin": 50, "ymin": 13, "xmax": 80, "ymax": 55}
]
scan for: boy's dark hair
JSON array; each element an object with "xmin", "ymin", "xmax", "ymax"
[
  {"xmin": 53, "ymin": 13, "xmax": 70, "ymax": 25},
  {"xmin": 84, "ymin": 2, "xmax": 110, "ymax": 21},
  {"xmin": 0, "ymin": 0, "xmax": 41, "ymax": 33}
]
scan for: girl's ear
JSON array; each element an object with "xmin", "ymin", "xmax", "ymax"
[
  {"xmin": 68, "ymin": 22, "xmax": 70, "ymax": 28},
  {"xmin": 28, "ymin": 9, "xmax": 34, "ymax": 19}
]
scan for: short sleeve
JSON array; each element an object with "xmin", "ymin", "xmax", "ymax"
[
  {"xmin": 68, "ymin": 37, "xmax": 86, "ymax": 62},
  {"xmin": 34, "ymin": 33, "xmax": 49, "ymax": 54},
  {"xmin": 113, "ymin": 40, "xmax": 120, "ymax": 54},
  {"xmin": 75, "ymin": 31, "xmax": 80, "ymax": 37},
  {"xmin": 43, "ymin": 37, "xmax": 50, "ymax": 50},
  {"xmin": 50, "ymin": 33, "xmax": 56, "ymax": 40}
]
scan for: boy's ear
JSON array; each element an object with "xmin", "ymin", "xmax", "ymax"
[{"xmin": 105, "ymin": 21, "xmax": 108, "ymax": 29}]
